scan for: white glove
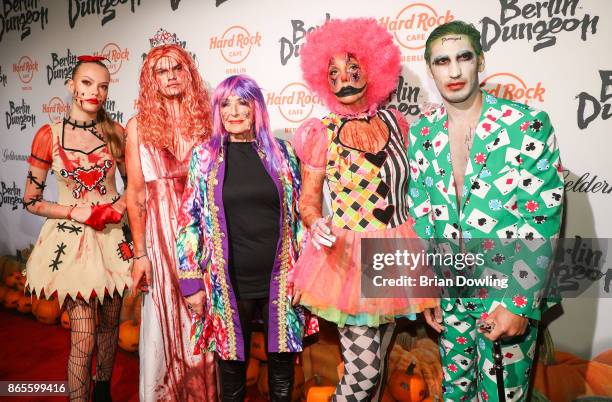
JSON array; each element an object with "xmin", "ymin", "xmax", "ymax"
[{"xmin": 310, "ymin": 216, "xmax": 336, "ymax": 250}]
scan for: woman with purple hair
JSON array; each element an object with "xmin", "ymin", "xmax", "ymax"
[{"xmin": 175, "ymin": 74, "xmax": 318, "ymax": 402}]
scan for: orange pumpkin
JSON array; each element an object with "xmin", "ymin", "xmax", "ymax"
[
  {"xmin": 250, "ymin": 331, "xmax": 267, "ymax": 361},
  {"xmin": 120, "ymin": 291, "xmax": 137, "ymax": 322},
  {"xmin": 5, "ymin": 271, "xmax": 21, "ymax": 288},
  {"xmin": 31, "ymin": 294, "xmax": 40, "ymax": 315},
  {"xmin": 533, "ymin": 350, "xmax": 612, "ymax": 401},
  {"xmin": 246, "ymin": 358, "xmax": 260, "ymax": 386},
  {"xmin": 258, "ymin": 364, "xmax": 270, "ymax": 399},
  {"xmin": 388, "ymin": 362, "xmax": 428, "ymax": 402},
  {"xmin": 380, "ymin": 389, "xmax": 397, "ymax": 402},
  {"xmin": 16, "ymin": 274, "xmax": 27, "ymax": 292},
  {"xmin": 16, "ymin": 294, "xmax": 32, "ymax": 313},
  {"xmin": 302, "ymin": 374, "xmax": 334, "ymax": 402},
  {"xmin": 118, "ymin": 320, "xmax": 140, "ymax": 352},
  {"xmin": 35, "ymin": 297, "xmax": 61, "ymax": 324},
  {"xmin": 594, "ymin": 349, "xmax": 612, "ymax": 366},
  {"xmin": 0, "ymin": 284, "xmax": 8, "ymax": 303},
  {"xmin": 306, "ymin": 385, "xmax": 335, "ymax": 402},
  {"xmin": 2, "ymin": 258, "xmax": 23, "ymax": 280},
  {"xmin": 61, "ymin": 310, "xmax": 71, "ymax": 329},
  {"xmin": 4, "ymin": 288, "xmax": 21, "ymax": 309}
]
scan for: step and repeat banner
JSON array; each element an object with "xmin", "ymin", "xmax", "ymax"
[{"xmin": 1, "ymin": 0, "xmax": 611, "ymax": 363}]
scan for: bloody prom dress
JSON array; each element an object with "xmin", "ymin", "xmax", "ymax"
[{"xmin": 138, "ymin": 141, "xmax": 217, "ymax": 401}]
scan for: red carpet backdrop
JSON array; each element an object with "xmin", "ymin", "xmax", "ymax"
[{"xmin": 1, "ymin": 1, "xmax": 611, "ymax": 401}]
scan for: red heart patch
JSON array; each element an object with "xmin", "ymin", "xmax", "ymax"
[
  {"xmin": 486, "ymin": 114, "xmax": 497, "ymax": 122},
  {"xmin": 74, "ymin": 167, "xmax": 104, "ymax": 190},
  {"xmin": 482, "ymin": 123, "xmax": 492, "ymax": 132},
  {"xmin": 503, "ymin": 109, "xmax": 513, "ymax": 117}
]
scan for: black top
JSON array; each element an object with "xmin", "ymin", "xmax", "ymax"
[{"xmin": 222, "ymin": 142, "xmax": 280, "ymax": 299}]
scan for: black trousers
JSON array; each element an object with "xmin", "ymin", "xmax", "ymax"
[{"xmin": 218, "ymin": 297, "xmax": 295, "ymax": 402}]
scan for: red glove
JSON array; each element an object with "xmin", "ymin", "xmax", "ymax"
[{"xmin": 84, "ymin": 203, "xmax": 123, "ymax": 231}]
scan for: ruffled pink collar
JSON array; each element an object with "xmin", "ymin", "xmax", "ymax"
[{"xmin": 332, "ymin": 103, "xmax": 379, "ymax": 120}]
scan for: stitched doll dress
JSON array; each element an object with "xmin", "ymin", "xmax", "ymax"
[{"xmin": 25, "ymin": 122, "xmax": 132, "ymax": 306}]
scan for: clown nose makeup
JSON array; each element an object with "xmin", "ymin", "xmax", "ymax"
[{"xmin": 334, "ymin": 84, "xmax": 366, "ymax": 98}]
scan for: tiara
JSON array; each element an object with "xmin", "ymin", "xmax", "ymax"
[{"xmin": 149, "ymin": 28, "xmax": 179, "ymax": 48}]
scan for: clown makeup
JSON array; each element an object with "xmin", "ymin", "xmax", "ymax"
[
  {"xmin": 221, "ymin": 95, "xmax": 254, "ymax": 140},
  {"xmin": 68, "ymin": 62, "xmax": 109, "ymax": 120},
  {"xmin": 427, "ymin": 34, "xmax": 484, "ymax": 105},
  {"xmin": 328, "ymin": 53, "xmax": 368, "ymax": 106},
  {"xmin": 154, "ymin": 55, "xmax": 188, "ymax": 98}
]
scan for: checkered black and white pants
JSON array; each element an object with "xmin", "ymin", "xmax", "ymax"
[{"xmin": 333, "ymin": 323, "xmax": 395, "ymax": 402}]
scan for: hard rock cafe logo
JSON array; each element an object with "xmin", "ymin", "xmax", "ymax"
[
  {"xmin": 576, "ymin": 70, "xmax": 611, "ymax": 130},
  {"xmin": 0, "ymin": 65, "xmax": 7, "ymax": 87},
  {"xmin": 379, "ymin": 3, "xmax": 454, "ymax": 58},
  {"xmin": 46, "ymin": 49, "xmax": 78, "ymax": 86},
  {"xmin": 481, "ymin": 0, "xmax": 599, "ymax": 52},
  {"xmin": 279, "ymin": 13, "xmax": 331, "ymax": 66},
  {"xmin": 0, "ymin": 0, "xmax": 49, "ymax": 42},
  {"xmin": 13, "ymin": 56, "xmax": 38, "ymax": 87},
  {"xmin": 209, "ymin": 25, "xmax": 262, "ymax": 65},
  {"xmin": 6, "ymin": 99, "xmax": 36, "ymax": 130},
  {"xmin": 94, "ymin": 43, "xmax": 129, "ymax": 77},
  {"xmin": 266, "ymin": 82, "xmax": 323, "ymax": 130},
  {"xmin": 43, "ymin": 97, "xmax": 70, "ymax": 124},
  {"xmin": 0, "ymin": 181, "xmax": 23, "ymax": 210},
  {"xmin": 480, "ymin": 72, "xmax": 545, "ymax": 105}
]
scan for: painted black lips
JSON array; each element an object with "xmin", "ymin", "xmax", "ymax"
[{"xmin": 334, "ymin": 84, "xmax": 366, "ymax": 98}]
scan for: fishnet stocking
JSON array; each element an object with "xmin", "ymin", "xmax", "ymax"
[
  {"xmin": 95, "ymin": 294, "xmax": 122, "ymax": 381},
  {"xmin": 65, "ymin": 299, "xmax": 96, "ymax": 402}
]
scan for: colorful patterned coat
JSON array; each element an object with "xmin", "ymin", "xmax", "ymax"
[
  {"xmin": 407, "ymin": 91, "xmax": 564, "ymax": 320},
  {"xmin": 176, "ymin": 138, "xmax": 318, "ymax": 361}
]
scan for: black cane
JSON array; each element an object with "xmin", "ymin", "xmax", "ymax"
[{"xmin": 493, "ymin": 340, "xmax": 506, "ymax": 402}]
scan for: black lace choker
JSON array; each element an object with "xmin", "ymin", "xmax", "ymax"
[{"xmin": 64, "ymin": 117, "xmax": 98, "ymax": 129}]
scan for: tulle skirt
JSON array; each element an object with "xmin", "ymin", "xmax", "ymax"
[{"xmin": 293, "ymin": 219, "xmax": 438, "ymax": 327}]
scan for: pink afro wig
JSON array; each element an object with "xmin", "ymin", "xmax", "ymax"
[{"xmin": 300, "ymin": 17, "xmax": 401, "ymax": 115}]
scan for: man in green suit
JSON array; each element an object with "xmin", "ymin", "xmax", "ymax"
[{"xmin": 408, "ymin": 21, "xmax": 564, "ymax": 401}]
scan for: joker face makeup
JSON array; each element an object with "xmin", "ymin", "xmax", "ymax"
[
  {"xmin": 67, "ymin": 62, "xmax": 109, "ymax": 116},
  {"xmin": 427, "ymin": 34, "xmax": 484, "ymax": 105},
  {"xmin": 328, "ymin": 53, "xmax": 368, "ymax": 106},
  {"xmin": 221, "ymin": 95, "xmax": 254, "ymax": 138},
  {"xmin": 154, "ymin": 55, "xmax": 188, "ymax": 98}
]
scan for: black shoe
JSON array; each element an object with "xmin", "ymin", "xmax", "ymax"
[{"xmin": 92, "ymin": 380, "xmax": 112, "ymax": 402}]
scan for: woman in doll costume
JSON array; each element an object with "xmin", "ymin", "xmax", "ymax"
[
  {"xmin": 24, "ymin": 56, "xmax": 132, "ymax": 401},
  {"xmin": 291, "ymin": 18, "xmax": 438, "ymax": 401},
  {"xmin": 176, "ymin": 75, "xmax": 318, "ymax": 402},
  {"xmin": 125, "ymin": 31, "xmax": 218, "ymax": 402}
]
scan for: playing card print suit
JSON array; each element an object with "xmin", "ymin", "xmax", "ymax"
[{"xmin": 407, "ymin": 89, "xmax": 564, "ymax": 321}]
